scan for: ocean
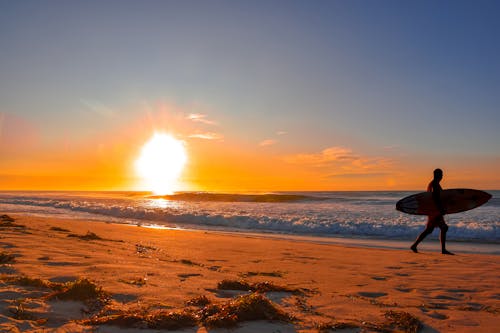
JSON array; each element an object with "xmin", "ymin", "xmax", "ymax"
[{"xmin": 0, "ymin": 190, "xmax": 498, "ymax": 245}]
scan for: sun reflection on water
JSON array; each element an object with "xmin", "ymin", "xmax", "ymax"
[{"xmin": 146, "ymin": 198, "xmax": 181, "ymax": 209}]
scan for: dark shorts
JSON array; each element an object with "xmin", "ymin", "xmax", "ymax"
[{"xmin": 426, "ymin": 215, "xmax": 448, "ymax": 231}]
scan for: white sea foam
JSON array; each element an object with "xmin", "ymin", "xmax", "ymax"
[{"xmin": 0, "ymin": 191, "xmax": 498, "ymax": 243}]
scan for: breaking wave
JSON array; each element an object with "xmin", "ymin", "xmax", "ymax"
[{"xmin": 0, "ymin": 191, "xmax": 498, "ymax": 243}]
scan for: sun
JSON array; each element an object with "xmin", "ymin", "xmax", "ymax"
[{"xmin": 135, "ymin": 133, "xmax": 187, "ymax": 195}]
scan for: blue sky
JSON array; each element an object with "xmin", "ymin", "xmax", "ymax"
[{"xmin": 0, "ymin": 0, "xmax": 499, "ymax": 190}]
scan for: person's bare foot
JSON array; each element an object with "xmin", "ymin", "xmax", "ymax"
[
  {"xmin": 442, "ymin": 250, "xmax": 454, "ymax": 255},
  {"xmin": 410, "ymin": 245, "xmax": 418, "ymax": 253}
]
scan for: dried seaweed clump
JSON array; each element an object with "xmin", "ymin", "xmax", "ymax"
[
  {"xmin": 68, "ymin": 231, "xmax": 103, "ymax": 241},
  {"xmin": 150, "ymin": 310, "xmax": 198, "ymax": 330},
  {"xmin": 0, "ymin": 215, "xmax": 25, "ymax": 228},
  {"xmin": 217, "ymin": 279, "xmax": 299, "ymax": 293},
  {"xmin": 384, "ymin": 310, "xmax": 421, "ymax": 333},
  {"xmin": 5, "ymin": 276, "xmax": 60, "ymax": 290},
  {"xmin": 0, "ymin": 214, "xmax": 15, "ymax": 222},
  {"xmin": 217, "ymin": 279, "xmax": 252, "ymax": 291},
  {"xmin": 199, "ymin": 293, "xmax": 290, "ymax": 328},
  {"xmin": 50, "ymin": 226, "xmax": 70, "ymax": 232},
  {"xmin": 317, "ymin": 321, "xmax": 360, "ymax": 332},
  {"xmin": 49, "ymin": 278, "xmax": 109, "ymax": 304},
  {"xmin": 88, "ymin": 309, "xmax": 197, "ymax": 330},
  {"xmin": 0, "ymin": 252, "xmax": 16, "ymax": 264},
  {"xmin": 186, "ymin": 295, "xmax": 211, "ymax": 307}
]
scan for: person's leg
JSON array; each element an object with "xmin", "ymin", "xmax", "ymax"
[
  {"xmin": 439, "ymin": 221, "xmax": 453, "ymax": 255},
  {"xmin": 411, "ymin": 225, "xmax": 434, "ymax": 253}
]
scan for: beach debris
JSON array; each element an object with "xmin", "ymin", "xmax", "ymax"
[
  {"xmin": 186, "ymin": 295, "xmax": 211, "ymax": 307},
  {"xmin": 217, "ymin": 279, "xmax": 300, "ymax": 294},
  {"xmin": 198, "ymin": 293, "xmax": 291, "ymax": 328},
  {"xmin": 67, "ymin": 231, "xmax": 123, "ymax": 242},
  {"xmin": 383, "ymin": 310, "xmax": 421, "ymax": 333},
  {"xmin": 178, "ymin": 273, "xmax": 202, "ymax": 281},
  {"xmin": 3, "ymin": 275, "xmax": 60, "ymax": 290},
  {"xmin": 86, "ymin": 309, "xmax": 198, "ymax": 330},
  {"xmin": 68, "ymin": 231, "xmax": 103, "ymax": 241},
  {"xmin": 0, "ymin": 214, "xmax": 26, "ymax": 228},
  {"xmin": 177, "ymin": 258, "xmax": 203, "ymax": 266},
  {"xmin": 317, "ymin": 321, "xmax": 360, "ymax": 332},
  {"xmin": 85, "ymin": 293, "xmax": 291, "ymax": 330},
  {"xmin": 50, "ymin": 226, "xmax": 71, "ymax": 232},
  {"xmin": 240, "ymin": 270, "xmax": 285, "ymax": 278},
  {"xmin": 118, "ymin": 276, "xmax": 148, "ymax": 286},
  {"xmin": 8, "ymin": 300, "xmax": 37, "ymax": 321},
  {"xmin": 0, "ymin": 251, "xmax": 16, "ymax": 264},
  {"xmin": 0, "ymin": 214, "xmax": 15, "ymax": 222},
  {"xmin": 48, "ymin": 278, "xmax": 110, "ymax": 312},
  {"xmin": 135, "ymin": 243, "xmax": 157, "ymax": 254}
]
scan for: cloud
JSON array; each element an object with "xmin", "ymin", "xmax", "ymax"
[
  {"xmin": 284, "ymin": 147, "xmax": 357, "ymax": 165},
  {"xmin": 80, "ymin": 99, "xmax": 116, "ymax": 118},
  {"xmin": 188, "ymin": 132, "xmax": 224, "ymax": 140},
  {"xmin": 259, "ymin": 139, "xmax": 277, "ymax": 147},
  {"xmin": 325, "ymin": 172, "xmax": 391, "ymax": 179},
  {"xmin": 187, "ymin": 113, "xmax": 218, "ymax": 125},
  {"xmin": 276, "ymin": 131, "xmax": 287, "ymax": 136},
  {"xmin": 284, "ymin": 146, "xmax": 394, "ymax": 176}
]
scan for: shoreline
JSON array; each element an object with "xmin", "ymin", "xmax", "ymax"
[
  {"xmin": 3, "ymin": 207, "xmax": 499, "ymax": 255},
  {"xmin": 0, "ymin": 213, "xmax": 499, "ymax": 332}
]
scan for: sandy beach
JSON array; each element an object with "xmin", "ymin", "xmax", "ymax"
[{"xmin": 0, "ymin": 213, "xmax": 498, "ymax": 332}]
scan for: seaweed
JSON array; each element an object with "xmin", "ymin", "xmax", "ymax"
[
  {"xmin": 48, "ymin": 278, "xmax": 110, "ymax": 312},
  {"xmin": 0, "ymin": 251, "xmax": 16, "ymax": 264},
  {"xmin": 384, "ymin": 310, "xmax": 421, "ymax": 333},
  {"xmin": 186, "ymin": 295, "xmax": 211, "ymax": 307},
  {"xmin": 67, "ymin": 231, "xmax": 123, "ymax": 242},
  {"xmin": 217, "ymin": 279, "xmax": 300, "ymax": 293},
  {"xmin": 199, "ymin": 293, "xmax": 291, "ymax": 328},
  {"xmin": 88, "ymin": 309, "xmax": 198, "ymax": 330},
  {"xmin": 317, "ymin": 321, "xmax": 360, "ymax": 332},
  {"xmin": 68, "ymin": 231, "xmax": 103, "ymax": 241},
  {"xmin": 4, "ymin": 275, "xmax": 60, "ymax": 290},
  {"xmin": 241, "ymin": 271, "xmax": 284, "ymax": 278},
  {"xmin": 50, "ymin": 226, "xmax": 70, "ymax": 232}
]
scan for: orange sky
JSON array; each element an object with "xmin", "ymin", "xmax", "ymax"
[
  {"xmin": 1, "ymin": 2, "xmax": 499, "ymax": 193},
  {"xmin": 1, "ymin": 105, "xmax": 498, "ymax": 192}
]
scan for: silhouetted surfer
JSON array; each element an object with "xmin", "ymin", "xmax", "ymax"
[{"xmin": 411, "ymin": 169, "xmax": 454, "ymax": 255}]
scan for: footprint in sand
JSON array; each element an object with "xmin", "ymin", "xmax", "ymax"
[
  {"xmin": 427, "ymin": 311, "xmax": 449, "ymax": 320},
  {"xmin": 358, "ymin": 291, "xmax": 387, "ymax": 298},
  {"xmin": 395, "ymin": 287, "xmax": 415, "ymax": 293},
  {"xmin": 371, "ymin": 276, "xmax": 387, "ymax": 281}
]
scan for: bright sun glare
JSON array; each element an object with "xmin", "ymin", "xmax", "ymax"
[{"xmin": 135, "ymin": 133, "xmax": 187, "ymax": 195}]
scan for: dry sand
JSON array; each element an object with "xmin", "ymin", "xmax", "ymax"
[{"xmin": 0, "ymin": 213, "xmax": 498, "ymax": 332}]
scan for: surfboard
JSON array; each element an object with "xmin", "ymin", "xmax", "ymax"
[{"xmin": 396, "ymin": 189, "xmax": 492, "ymax": 216}]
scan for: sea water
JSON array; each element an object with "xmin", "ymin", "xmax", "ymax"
[{"xmin": 0, "ymin": 191, "xmax": 498, "ymax": 250}]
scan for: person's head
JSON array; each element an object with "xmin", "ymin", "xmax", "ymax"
[{"xmin": 433, "ymin": 168, "xmax": 443, "ymax": 181}]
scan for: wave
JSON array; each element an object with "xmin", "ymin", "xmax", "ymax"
[
  {"xmin": 148, "ymin": 192, "xmax": 329, "ymax": 203},
  {"xmin": 0, "ymin": 195, "xmax": 498, "ymax": 243}
]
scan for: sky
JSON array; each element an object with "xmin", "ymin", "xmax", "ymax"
[{"xmin": 0, "ymin": 0, "xmax": 499, "ymax": 191}]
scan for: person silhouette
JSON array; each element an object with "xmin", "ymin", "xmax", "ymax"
[{"xmin": 411, "ymin": 168, "xmax": 454, "ymax": 255}]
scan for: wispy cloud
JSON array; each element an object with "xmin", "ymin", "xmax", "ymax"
[
  {"xmin": 81, "ymin": 99, "xmax": 116, "ymax": 118},
  {"xmin": 187, "ymin": 113, "xmax": 218, "ymax": 125},
  {"xmin": 284, "ymin": 146, "xmax": 394, "ymax": 177},
  {"xmin": 284, "ymin": 147, "xmax": 357, "ymax": 165},
  {"xmin": 276, "ymin": 131, "xmax": 287, "ymax": 136},
  {"xmin": 259, "ymin": 139, "xmax": 277, "ymax": 147},
  {"xmin": 188, "ymin": 132, "xmax": 224, "ymax": 140}
]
